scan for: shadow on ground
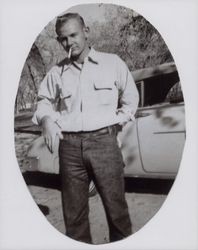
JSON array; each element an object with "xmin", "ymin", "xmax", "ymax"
[
  {"xmin": 23, "ymin": 171, "xmax": 61, "ymax": 190},
  {"xmin": 37, "ymin": 204, "xmax": 50, "ymax": 215},
  {"xmin": 23, "ymin": 171, "xmax": 174, "ymax": 195},
  {"xmin": 125, "ymin": 177, "xmax": 174, "ymax": 195}
]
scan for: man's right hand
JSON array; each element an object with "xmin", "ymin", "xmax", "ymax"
[{"xmin": 41, "ymin": 116, "xmax": 63, "ymax": 153}]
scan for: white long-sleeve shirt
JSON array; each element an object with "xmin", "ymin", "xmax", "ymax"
[{"xmin": 33, "ymin": 48, "xmax": 139, "ymax": 132}]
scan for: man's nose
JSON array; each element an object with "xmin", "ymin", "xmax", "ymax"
[{"xmin": 67, "ymin": 37, "xmax": 73, "ymax": 47}]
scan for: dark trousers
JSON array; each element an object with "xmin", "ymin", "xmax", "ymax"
[{"xmin": 59, "ymin": 127, "xmax": 132, "ymax": 244}]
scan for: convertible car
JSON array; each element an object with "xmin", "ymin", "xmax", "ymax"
[{"xmin": 15, "ymin": 62, "xmax": 185, "ymax": 179}]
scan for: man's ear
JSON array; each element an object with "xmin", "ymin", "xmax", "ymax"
[{"xmin": 84, "ymin": 26, "xmax": 90, "ymax": 39}]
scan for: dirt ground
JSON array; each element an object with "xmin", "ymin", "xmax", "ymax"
[{"xmin": 15, "ymin": 132, "xmax": 173, "ymax": 244}]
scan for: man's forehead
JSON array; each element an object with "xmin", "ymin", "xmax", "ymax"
[{"xmin": 60, "ymin": 18, "xmax": 83, "ymax": 31}]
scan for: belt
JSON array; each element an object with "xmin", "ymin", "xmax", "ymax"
[{"xmin": 62, "ymin": 125, "xmax": 118, "ymax": 138}]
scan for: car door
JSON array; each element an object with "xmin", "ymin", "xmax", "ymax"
[
  {"xmin": 136, "ymin": 77, "xmax": 185, "ymax": 177},
  {"xmin": 137, "ymin": 103, "xmax": 185, "ymax": 175}
]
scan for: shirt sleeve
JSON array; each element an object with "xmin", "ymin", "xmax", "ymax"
[
  {"xmin": 115, "ymin": 55, "xmax": 139, "ymax": 123},
  {"xmin": 32, "ymin": 67, "xmax": 62, "ymax": 125}
]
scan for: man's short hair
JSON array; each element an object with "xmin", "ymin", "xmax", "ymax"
[{"xmin": 56, "ymin": 13, "xmax": 86, "ymax": 35}]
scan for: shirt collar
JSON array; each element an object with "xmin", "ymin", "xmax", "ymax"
[
  {"xmin": 87, "ymin": 47, "xmax": 100, "ymax": 64},
  {"xmin": 60, "ymin": 47, "xmax": 100, "ymax": 73},
  {"xmin": 73, "ymin": 47, "xmax": 100, "ymax": 66}
]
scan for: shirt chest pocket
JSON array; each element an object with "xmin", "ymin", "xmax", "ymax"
[{"xmin": 94, "ymin": 81, "xmax": 118, "ymax": 105}]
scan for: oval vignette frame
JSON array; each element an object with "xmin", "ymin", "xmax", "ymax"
[{"xmin": 14, "ymin": 2, "xmax": 186, "ymax": 246}]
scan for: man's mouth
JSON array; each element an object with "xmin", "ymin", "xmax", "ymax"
[{"xmin": 67, "ymin": 46, "xmax": 78, "ymax": 58}]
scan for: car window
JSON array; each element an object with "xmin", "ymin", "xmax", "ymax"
[
  {"xmin": 165, "ymin": 82, "xmax": 184, "ymax": 103},
  {"xmin": 136, "ymin": 71, "xmax": 181, "ymax": 107}
]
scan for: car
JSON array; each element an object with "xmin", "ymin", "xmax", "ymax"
[
  {"xmin": 119, "ymin": 62, "xmax": 185, "ymax": 179},
  {"xmin": 15, "ymin": 62, "xmax": 185, "ymax": 180}
]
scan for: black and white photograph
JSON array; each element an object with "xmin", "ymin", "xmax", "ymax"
[{"xmin": 1, "ymin": 0, "xmax": 198, "ymax": 249}]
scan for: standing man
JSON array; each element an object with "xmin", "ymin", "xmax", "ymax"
[{"xmin": 33, "ymin": 13, "xmax": 139, "ymax": 244}]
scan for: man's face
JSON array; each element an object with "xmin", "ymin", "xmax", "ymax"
[{"xmin": 57, "ymin": 18, "xmax": 89, "ymax": 59}]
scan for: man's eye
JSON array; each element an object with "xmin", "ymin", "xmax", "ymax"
[
  {"xmin": 71, "ymin": 33, "xmax": 77, "ymax": 38},
  {"xmin": 57, "ymin": 37, "xmax": 67, "ymax": 43}
]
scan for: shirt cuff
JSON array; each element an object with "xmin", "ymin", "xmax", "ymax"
[
  {"xmin": 32, "ymin": 110, "xmax": 61, "ymax": 126},
  {"xmin": 116, "ymin": 109, "xmax": 135, "ymax": 124}
]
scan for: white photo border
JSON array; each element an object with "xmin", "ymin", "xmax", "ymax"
[{"xmin": 0, "ymin": 0, "xmax": 198, "ymax": 249}]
